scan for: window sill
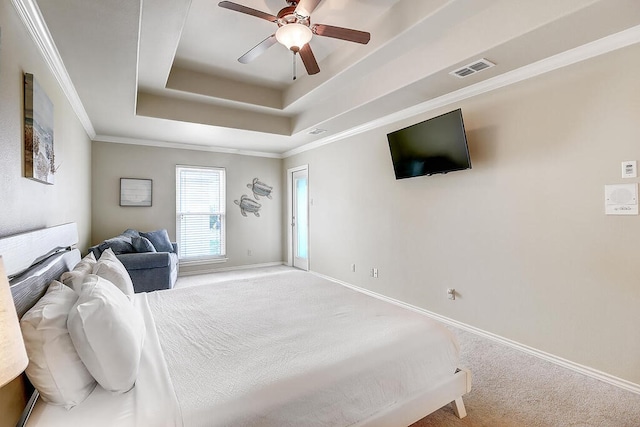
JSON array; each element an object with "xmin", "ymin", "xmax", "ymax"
[{"xmin": 179, "ymin": 257, "xmax": 228, "ymax": 267}]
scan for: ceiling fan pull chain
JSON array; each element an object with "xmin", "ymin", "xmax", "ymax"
[{"xmin": 293, "ymin": 51, "xmax": 297, "ymax": 80}]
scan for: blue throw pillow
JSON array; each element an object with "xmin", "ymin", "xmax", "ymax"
[
  {"xmin": 122, "ymin": 229, "xmax": 140, "ymax": 238},
  {"xmin": 140, "ymin": 229, "xmax": 174, "ymax": 253},
  {"xmin": 97, "ymin": 236, "xmax": 135, "ymax": 255},
  {"xmin": 131, "ymin": 236, "xmax": 156, "ymax": 253}
]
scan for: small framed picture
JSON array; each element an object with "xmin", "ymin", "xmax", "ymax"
[{"xmin": 120, "ymin": 178, "xmax": 152, "ymax": 207}]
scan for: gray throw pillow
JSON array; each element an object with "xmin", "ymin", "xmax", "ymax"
[
  {"xmin": 140, "ymin": 229, "xmax": 174, "ymax": 253},
  {"xmin": 131, "ymin": 236, "xmax": 156, "ymax": 253}
]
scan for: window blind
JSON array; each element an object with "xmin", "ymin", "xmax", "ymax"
[{"xmin": 176, "ymin": 166, "xmax": 226, "ymax": 261}]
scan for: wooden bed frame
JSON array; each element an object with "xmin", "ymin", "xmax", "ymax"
[
  {"xmin": 1, "ymin": 223, "xmax": 470, "ymax": 427},
  {"xmin": 358, "ymin": 368, "xmax": 470, "ymax": 426}
]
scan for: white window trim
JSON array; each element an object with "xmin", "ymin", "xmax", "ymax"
[{"xmin": 176, "ymin": 165, "xmax": 226, "ymax": 262}]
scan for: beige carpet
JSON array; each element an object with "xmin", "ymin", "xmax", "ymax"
[
  {"xmin": 413, "ymin": 327, "xmax": 640, "ymax": 427},
  {"xmin": 177, "ymin": 267, "xmax": 640, "ymax": 427}
]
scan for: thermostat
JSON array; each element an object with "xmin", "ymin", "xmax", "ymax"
[{"xmin": 622, "ymin": 161, "xmax": 637, "ymax": 179}]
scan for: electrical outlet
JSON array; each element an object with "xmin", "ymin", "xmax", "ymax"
[
  {"xmin": 372, "ymin": 268, "xmax": 379, "ymax": 278},
  {"xmin": 447, "ymin": 288, "xmax": 456, "ymax": 300},
  {"xmin": 351, "ymin": 263, "xmax": 356, "ymax": 272},
  {"xmin": 247, "ymin": 250, "xmax": 252, "ymax": 256}
]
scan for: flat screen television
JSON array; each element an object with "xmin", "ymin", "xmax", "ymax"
[{"xmin": 387, "ymin": 108, "xmax": 471, "ymax": 179}]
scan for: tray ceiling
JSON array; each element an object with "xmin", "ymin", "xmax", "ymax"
[{"xmin": 23, "ymin": 0, "xmax": 640, "ymax": 156}]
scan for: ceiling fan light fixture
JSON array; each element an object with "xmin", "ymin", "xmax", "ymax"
[{"xmin": 276, "ymin": 23, "xmax": 312, "ymax": 51}]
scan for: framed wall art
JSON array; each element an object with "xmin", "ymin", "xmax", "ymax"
[
  {"xmin": 120, "ymin": 178, "xmax": 152, "ymax": 207},
  {"xmin": 24, "ymin": 73, "xmax": 55, "ymax": 185}
]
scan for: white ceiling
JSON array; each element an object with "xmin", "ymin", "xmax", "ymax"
[{"xmin": 23, "ymin": 0, "xmax": 640, "ymax": 156}]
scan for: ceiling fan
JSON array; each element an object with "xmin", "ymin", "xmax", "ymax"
[{"xmin": 218, "ymin": 0, "xmax": 371, "ymax": 79}]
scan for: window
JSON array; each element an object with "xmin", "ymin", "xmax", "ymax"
[{"xmin": 176, "ymin": 165, "xmax": 226, "ymax": 261}]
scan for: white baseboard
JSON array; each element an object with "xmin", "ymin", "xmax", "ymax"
[
  {"xmin": 178, "ymin": 262, "xmax": 285, "ymax": 277},
  {"xmin": 310, "ymin": 271, "xmax": 640, "ymax": 396}
]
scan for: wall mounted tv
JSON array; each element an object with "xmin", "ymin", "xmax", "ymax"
[{"xmin": 387, "ymin": 108, "xmax": 471, "ymax": 179}]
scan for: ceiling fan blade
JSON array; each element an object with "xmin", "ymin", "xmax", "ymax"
[
  {"xmin": 294, "ymin": 0, "xmax": 322, "ymax": 17},
  {"xmin": 312, "ymin": 24, "xmax": 370, "ymax": 44},
  {"xmin": 238, "ymin": 34, "xmax": 277, "ymax": 64},
  {"xmin": 299, "ymin": 43, "xmax": 320, "ymax": 75},
  {"xmin": 218, "ymin": 1, "xmax": 278, "ymax": 22}
]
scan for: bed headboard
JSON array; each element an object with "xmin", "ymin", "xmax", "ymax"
[
  {"xmin": 10, "ymin": 250, "xmax": 81, "ymax": 318},
  {"xmin": 0, "ymin": 223, "xmax": 80, "ymax": 427},
  {"xmin": 0, "ymin": 222, "xmax": 80, "ymax": 317}
]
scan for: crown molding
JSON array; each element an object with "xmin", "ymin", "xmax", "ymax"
[
  {"xmin": 13, "ymin": 0, "xmax": 640, "ymax": 158},
  {"xmin": 93, "ymin": 135, "xmax": 284, "ymax": 159},
  {"xmin": 283, "ymin": 24, "xmax": 640, "ymax": 158},
  {"xmin": 12, "ymin": 0, "xmax": 96, "ymax": 139}
]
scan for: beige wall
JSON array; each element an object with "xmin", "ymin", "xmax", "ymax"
[
  {"xmin": 91, "ymin": 141, "xmax": 283, "ymax": 273},
  {"xmin": 0, "ymin": 0, "xmax": 92, "ymax": 249},
  {"xmin": 3, "ymin": 0, "xmax": 639, "ymax": 390},
  {"xmin": 284, "ymin": 44, "xmax": 640, "ymax": 384}
]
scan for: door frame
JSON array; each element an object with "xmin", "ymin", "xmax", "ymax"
[{"xmin": 287, "ymin": 164, "xmax": 309, "ymax": 270}]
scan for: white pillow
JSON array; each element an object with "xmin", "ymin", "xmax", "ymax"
[
  {"xmin": 93, "ymin": 248, "xmax": 135, "ymax": 297},
  {"xmin": 60, "ymin": 252, "xmax": 97, "ymax": 292},
  {"xmin": 20, "ymin": 281, "xmax": 97, "ymax": 409},
  {"xmin": 67, "ymin": 275, "xmax": 145, "ymax": 393}
]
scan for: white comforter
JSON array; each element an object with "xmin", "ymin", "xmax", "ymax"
[{"xmin": 27, "ymin": 270, "xmax": 459, "ymax": 427}]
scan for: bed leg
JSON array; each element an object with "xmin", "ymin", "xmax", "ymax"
[{"xmin": 451, "ymin": 397, "xmax": 467, "ymax": 419}]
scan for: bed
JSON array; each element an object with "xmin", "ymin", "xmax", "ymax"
[{"xmin": 3, "ymin": 223, "xmax": 471, "ymax": 427}]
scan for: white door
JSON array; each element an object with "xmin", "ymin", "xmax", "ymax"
[{"xmin": 291, "ymin": 168, "xmax": 309, "ymax": 270}]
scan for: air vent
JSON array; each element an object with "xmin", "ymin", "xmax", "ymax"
[
  {"xmin": 449, "ymin": 58, "xmax": 495, "ymax": 79},
  {"xmin": 308, "ymin": 128, "xmax": 327, "ymax": 135}
]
